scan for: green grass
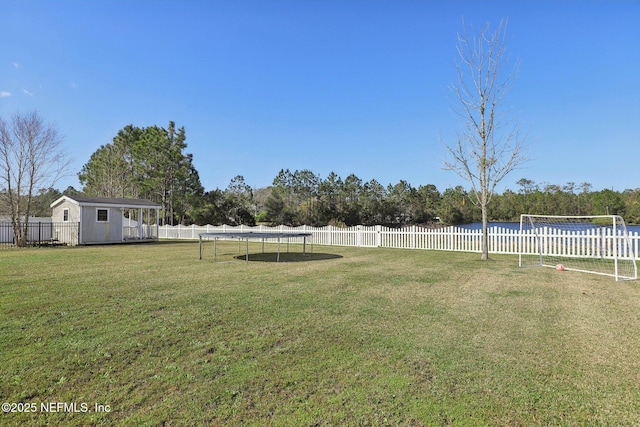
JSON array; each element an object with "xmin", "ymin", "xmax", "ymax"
[{"xmin": 2, "ymin": 241, "xmax": 640, "ymax": 426}]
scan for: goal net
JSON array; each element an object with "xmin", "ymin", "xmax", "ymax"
[{"xmin": 519, "ymin": 215, "xmax": 638, "ymax": 281}]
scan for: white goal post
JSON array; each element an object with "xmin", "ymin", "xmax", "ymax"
[{"xmin": 519, "ymin": 214, "xmax": 638, "ymax": 281}]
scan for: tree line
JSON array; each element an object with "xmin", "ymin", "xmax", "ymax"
[
  {"xmin": 201, "ymin": 172, "xmax": 640, "ymax": 227},
  {"xmin": 26, "ymin": 170, "xmax": 640, "ymax": 228},
  {"xmin": 5, "ymin": 120, "xmax": 639, "ymax": 228}
]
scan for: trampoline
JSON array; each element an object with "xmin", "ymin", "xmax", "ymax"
[{"xmin": 198, "ymin": 232, "xmax": 313, "ymax": 262}]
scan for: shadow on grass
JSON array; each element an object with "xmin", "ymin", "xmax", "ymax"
[{"xmin": 232, "ymin": 252, "xmax": 343, "ymax": 263}]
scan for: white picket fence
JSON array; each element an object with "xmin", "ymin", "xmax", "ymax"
[{"xmin": 159, "ymin": 224, "xmax": 640, "ymax": 260}]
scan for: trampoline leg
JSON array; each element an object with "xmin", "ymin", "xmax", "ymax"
[
  {"xmin": 199, "ymin": 236, "xmax": 202, "ymax": 260},
  {"xmin": 246, "ymin": 239, "xmax": 249, "ymax": 262},
  {"xmin": 277, "ymin": 238, "xmax": 281, "ymax": 262},
  {"xmin": 214, "ymin": 238, "xmax": 217, "ymax": 262}
]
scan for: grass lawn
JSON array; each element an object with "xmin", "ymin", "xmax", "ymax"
[{"xmin": 2, "ymin": 241, "xmax": 640, "ymax": 426}]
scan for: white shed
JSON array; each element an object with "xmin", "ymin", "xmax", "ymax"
[{"xmin": 50, "ymin": 195, "xmax": 161, "ymax": 245}]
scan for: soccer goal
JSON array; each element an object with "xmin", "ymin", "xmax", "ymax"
[{"xmin": 519, "ymin": 215, "xmax": 638, "ymax": 281}]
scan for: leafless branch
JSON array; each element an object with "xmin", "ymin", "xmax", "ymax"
[
  {"xmin": 0, "ymin": 110, "xmax": 71, "ymax": 245},
  {"xmin": 442, "ymin": 18, "xmax": 528, "ymax": 259}
]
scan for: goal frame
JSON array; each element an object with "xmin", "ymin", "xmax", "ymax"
[{"xmin": 519, "ymin": 214, "xmax": 638, "ymax": 281}]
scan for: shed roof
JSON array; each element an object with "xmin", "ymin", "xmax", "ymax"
[{"xmin": 50, "ymin": 195, "xmax": 161, "ymax": 209}]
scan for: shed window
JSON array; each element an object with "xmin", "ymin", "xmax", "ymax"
[
  {"xmin": 63, "ymin": 208, "xmax": 69, "ymax": 222},
  {"xmin": 97, "ymin": 209, "xmax": 109, "ymax": 222}
]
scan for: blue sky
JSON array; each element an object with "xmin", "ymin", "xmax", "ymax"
[{"xmin": 1, "ymin": 0, "xmax": 639, "ymax": 194}]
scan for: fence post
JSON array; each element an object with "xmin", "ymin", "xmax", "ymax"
[
  {"xmin": 449, "ymin": 227, "xmax": 454, "ymax": 251},
  {"xmin": 410, "ymin": 225, "xmax": 416, "ymax": 249}
]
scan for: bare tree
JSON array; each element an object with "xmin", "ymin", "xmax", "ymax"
[
  {"xmin": 443, "ymin": 18, "xmax": 527, "ymax": 259},
  {"xmin": 0, "ymin": 111, "xmax": 70, "ymax": 246}
]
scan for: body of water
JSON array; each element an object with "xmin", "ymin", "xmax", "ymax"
[{"xmin": 459, "ymin": 222, "xmax": 640, "ymax": 234}]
